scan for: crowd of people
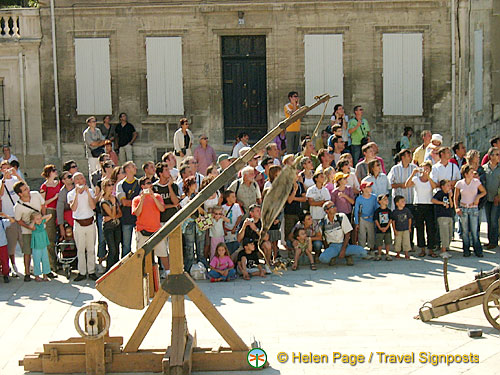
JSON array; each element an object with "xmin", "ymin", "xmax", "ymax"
[{"xmin": 0, "ymin": 93, "xmax": 498, "ymax": 285}]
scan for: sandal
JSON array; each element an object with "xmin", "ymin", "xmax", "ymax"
[
  {"xmin": 428, "ymin": 251, "xmax": 438, "ymax": 258},
  {"xmin": 310, "ymin": 263, "xmax": 317, "ymax": 271},
  {"xmin": 418, "ymin": 251, "xmax": 426, "ymax": 257},
  {"xmin": 292, "ymin": 264, "xmax": 298, "ymax": 271}
]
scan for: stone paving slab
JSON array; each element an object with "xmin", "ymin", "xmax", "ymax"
[{"xmin": 1, "ymin": 226, "xmax": 499, "ymax": 375}]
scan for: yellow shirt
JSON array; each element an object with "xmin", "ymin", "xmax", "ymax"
[
  {"xmin": 413, "ymin": 144, "xmax": 425, "ymax": 165},
  {"xmin": 284, "ymin": 103, "xmax": 301, "ymax": 132}
]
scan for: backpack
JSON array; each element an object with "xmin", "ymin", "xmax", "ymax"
[{"xmin": 395, "ymin": 140, "xmax": 402, "ymax": 154}]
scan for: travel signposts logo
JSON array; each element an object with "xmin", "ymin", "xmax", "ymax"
[{"xmin": 247, "ymin": 348, "xmax": 267, "ymax": 368}]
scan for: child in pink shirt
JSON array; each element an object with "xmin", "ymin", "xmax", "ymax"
[{"xmin": 208, "ymin": 243, "xmax": 236, "ymax": 282}]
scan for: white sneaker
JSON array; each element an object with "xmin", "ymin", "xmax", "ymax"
[
  {"xmin": 440, "ymin": 252, "xmax": 451, "ymax": 259},
  {"xmin": 264, "ymin": 264, "xmax": 272, "ymax": 274}
]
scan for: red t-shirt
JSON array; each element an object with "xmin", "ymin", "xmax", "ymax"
[
  {"xmin": 40, "ymin": 181, "xmax": 63, "ymax": 209},
  {"xmin": 132, "ymin": 193, "xmax": 164, "ymax": 232}
]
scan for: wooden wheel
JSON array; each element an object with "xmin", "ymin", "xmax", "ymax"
[{"xmin": 483, "ymin": 279, "xmax": 500, "ymax": 330}]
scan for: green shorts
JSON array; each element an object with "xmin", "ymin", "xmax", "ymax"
[
  {"xmin": 22, "ymin": 233, "xmax": 32, "ymax": 255},
  {"xmin": 375, "ymin": 232, "xmax": 392, "ymax": 248}
]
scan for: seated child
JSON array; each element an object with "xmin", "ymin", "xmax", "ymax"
[
  {"xmin": 431, "ymin": 179, "xmax": 454, "ymax": 258},
  {"xmin": 236, "ymin": 238, "xmax": 266, "ymax": 280},
  {"xmin": 373, "ymin": 194, "xmax": 393, "ymax": 261},
  {"xmin": 291, "ymin": 227, "xmax": 316, "ymax": 271},
  {"xmin": 390, "ymin": 195, "xmax": 413, "ymax": 260},
  {"xmin": 208, "ymin": 243, "xmax": 236, "ymax": 282},
  {"xmin": 0, "ymin": 212, "xmax": 16, "ymax": 283},
  {"xmin": 30, "ymin": 212, "xmax": 54, "ymax": 282}
]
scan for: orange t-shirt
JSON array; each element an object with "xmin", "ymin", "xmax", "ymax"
[
  {"xmin": 284, "ymin": 102, "xmax": 301, "ymax": 132},
  {"xmin": 132, "ymin": 193, "xmax": 164, "ymax": 232}
]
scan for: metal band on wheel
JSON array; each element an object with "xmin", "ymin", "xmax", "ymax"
[{"xmin": 74, "ymin": 303, "xmax": 111, "ymax": 340}]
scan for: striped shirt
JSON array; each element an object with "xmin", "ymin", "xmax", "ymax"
[{"xmin": 388, "ymin": 163, "xmax": 417, "ymax": 205}]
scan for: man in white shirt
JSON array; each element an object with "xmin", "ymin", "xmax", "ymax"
[
  {"xmin": 232, "ymin": 132, "xmax": 250, "ymax": 159},
  {"xmin": 13, "ymin": 181, "xmax": 46, "ymax": 281},
  {"xmin": 430, "ymin": 147, "xmax": 461, "ymax": 187},
  {"xmin": 67, "ymin": 172, "xmax": 97, "ymax": 281},
  {"xmin": 0, "ymin": 161, "xmax": 24, "ymax": 277}
]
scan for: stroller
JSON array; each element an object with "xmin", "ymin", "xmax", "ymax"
[{"xmin": 56, "ymin": 224, "xmax": 78, "ymax": 279}]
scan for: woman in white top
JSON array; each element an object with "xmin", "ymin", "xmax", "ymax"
[
  {"xmin": 405, "ymin": 161, "xmax": 438, "ymax": 257},
  {"xmin": 454, "ymin": 164, "xmax": 487, "ymax": 257},
  {"xmin": 299, "ymin": 157, "xmax": 315, "ymax": 191},
  {"xmin": 363, "ymin": 160, "xmax": 390, "ymax": 198},
  {"xmin": 173, "ymin": 118, "xmax": 194, "ymax": 167}
]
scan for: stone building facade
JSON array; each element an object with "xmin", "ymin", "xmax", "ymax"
[
  {"xmin": 0, "ymin": 8, "xmax": 44, "ymax": 176},
  {"xmin": 0, "ymin": 0, "xmax": 497, "ymax": 174}
]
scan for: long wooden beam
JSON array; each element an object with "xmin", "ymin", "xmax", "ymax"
[{"xmin": 141, "ymin": 94, "xmax": 331, "ymax": 255}]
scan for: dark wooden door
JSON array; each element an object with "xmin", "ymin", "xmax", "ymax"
[{"xmin": 222, "ymin": 36, "xmax": 267, "ymax": 142}]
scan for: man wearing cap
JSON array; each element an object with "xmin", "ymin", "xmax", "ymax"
[
  {"xmin": 318, "ymin": 201, "xmax": 366, "ymax": 266},
  {"xmin": 232, "ymin": 132, "xmax": 250, "ymax": 159},
  {"xmin": 412, "ymin": 130, "xmax": 432, "ymax": 166},
  {"xmin": 194, "ymin": 134, "xmax": 216, "ymax": 176}
]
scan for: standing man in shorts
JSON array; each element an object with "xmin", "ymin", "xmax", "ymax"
[
  {"xmin": 13, "ymin": 181, "xmax": 50, "ymax": 281},
  {"xmin": 284, "ymin": 91, "xmax": 301, "ymax": 153},
  {"xmin": 152, "ymin": 162, "xmax": 180, "ymax": 277}
]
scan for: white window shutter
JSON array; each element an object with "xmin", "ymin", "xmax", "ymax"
[
  {"xmin": 146, "ymin": 37, "xmax": 184, "ymax": 115},
  {"xmin": 474, "ymin": 29, "xmax": 483, "ymax": 112},
  {"xmin": 383, "ymin": 33, "xmax": 423, "ymax": 115},
  {"xmin": 402, "ymin": 33, "xmax": 423, "ymax": 115},
  {"xmin": 305, "ymin": 34, "xmax": 343, "ymax": 115},
  {"xmin": 75, "ymin": 38, "xmax": 112, "ymax": 115},
  {"xmin": 383, "ymin": 34, "xmax": 403, "ymax": 115}
]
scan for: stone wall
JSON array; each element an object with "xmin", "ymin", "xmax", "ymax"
[{"xmin": 38, "ymin": 0, "xmax": 456, "ymax": 172}]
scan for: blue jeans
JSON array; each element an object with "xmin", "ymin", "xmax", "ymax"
[
  {"xmin": 96, "ymin": 214, "xmax": 107, "ymax": 259},
  {"xmin": 208, "ymin": 268, "xmax": 237, "ymax": 281},
  {"xmin": 318, "ymin": 243, "xmax": 366, "ymax": 263},
  {"xmin": 121, "ymin": 223, "xmax": 134, "ymax": 257},
  {"xmin": 484, "ymin": 201, "xmax": 500, "ymax": 246},
  {"xmin": 313, "ymin": 240, "xmax": 323, "ymax": 253},
  {"xmin": 351, "ymin": 144, "xmax": 362, "ymax": 165},
  {"xmin": 459, "ymin": 207, "xmax": 483, "ymax": 255},
  {"xmin": 182, "ymin": 221, "xmax": 207, "ymax": 272}
]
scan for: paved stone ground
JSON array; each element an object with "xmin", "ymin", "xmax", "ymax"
[{"xmin": 1, "ymin": 223, "xmax": 499, "ymax": 375}]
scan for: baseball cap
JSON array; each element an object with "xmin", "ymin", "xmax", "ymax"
[
  {"xmin": 360, "ymin": 180, "xmax": 374, "ymax": 190},
  {"xmin": 217, "ymin": 154, "xmax": 231, "ymax": 165},
  {"xmin": 334, "ymin": 172, "xmax": 349, "ymax": 183},
  {"xmin": 323, "ymin": 201, "xmax": 336, "ymax": 211},
  {"xmin": 242, "ymin": 238, "xmax": 254, "ymax": 248}
]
